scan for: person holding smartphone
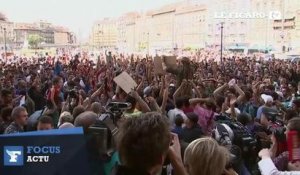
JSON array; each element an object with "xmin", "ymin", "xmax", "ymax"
[{"xmin": 258, "ymin": 118, "xmax": 300, "ymax": 174}]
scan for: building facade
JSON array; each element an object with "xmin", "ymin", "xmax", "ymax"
[
  {"xmin": 116, "ymin": 12, "xmax": 140, "ymax": 52},
  {"xmin": 0, "ymin": 13, "xmax": 14, "ymax": 51},
  {"xmin": 89, "ymin": 0, "xmax": 300, "ymax": 53},
  {"xmin": 91, "ymin": 18, "xmax": 118, "ymax": 48},
  {"xmin": 14, "ymin": 23, "xmax": 41, "ymax": 48},
  {"xmin": 54, "ymin": 27, "xmax": 69, "ymax": 45},
  {"xmin": 175, "ymin": 3, "xmax": 207, "ymax": 49},
  {"xmin": 14, "ymin": 21, "xmax": 75, "ymax": 48}
]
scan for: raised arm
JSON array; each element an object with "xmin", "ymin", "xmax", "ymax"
[
  {"xmin": 189, "ymin": 98, "xmax": 207, "ymax": 106},
  {"xmin": 173, "ymin": 79, "xmax": 186, "ymax": 102},
  {"xmin": 91, "ymin": 85, "xmax": 104, "ymax": 100},
  {"xmin": 190, "ymin": 80, "xmax": 202, "ymax": 98},
  {"xmin": 136, "ymin": 77, "xmax": 145, "ymax": 95},
  {"xmin": 233, "ymin": 84, "xmax": 245, "ymax": 104},
  {"xmin": 130, "ymin": 89, "xmax": 151, "ymax": 113},
  {"xmin": 161, "ymin": 88, "xmax": 169, "ymax": 115},
  {"xmin": 213, "ymin": 83, "xmax": 228, "ymax": 98},
  {"xmin": 146, "ymin": 96, "xmax": 162, "ymax": 113}
]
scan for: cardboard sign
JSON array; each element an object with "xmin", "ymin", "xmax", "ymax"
[
  {"xmin": 0, "ymin": 128, "xmax": 90, "ymax": 175},
  {"xmin": 154, "ymin": 56, "xmax": 164, "ymax": 75},
  {"xmin": 113, "ymin": 72, "xmax": 137, "ymax": 94},
  {"xmin": 163, "ymin": 56, "xmax": 177, "ymax": 68}
]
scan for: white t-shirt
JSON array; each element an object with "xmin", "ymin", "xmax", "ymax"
[{"xmin": 167, "ymin": 108, "xmax": 187, "ymax": 128}]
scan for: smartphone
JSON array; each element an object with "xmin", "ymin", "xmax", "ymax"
[{"xmin": 288, "ymin": 130, "xmax": 300, "ymax": 162}]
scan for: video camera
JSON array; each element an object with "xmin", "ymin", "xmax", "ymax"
[
  {"xmin": 86, "ymin": 102, "xmax": 131, "ymax": 155},
  {"xmin": 214, "ymin": 114, "xmax": 257, "ymax": 152}
]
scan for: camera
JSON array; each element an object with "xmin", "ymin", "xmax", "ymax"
[
  {"xmin": 215, "ymin": 114, "xmax": 257, "ymax": 152},
  {"xmin": 68, "ymin": 89, "xmax": 78, "ymax": 99},
  {"xmin": 86, "ymin": 102, "xmax": 131, "ymax": 155}
]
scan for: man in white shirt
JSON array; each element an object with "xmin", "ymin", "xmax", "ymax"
[{"xmin": 167, "ymin": 97, "xmax": 187, "ymax": 128}]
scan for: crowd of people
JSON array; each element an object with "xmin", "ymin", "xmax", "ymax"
[{"xmin": 1, "ymin": 49, "xmax": 300, "ymax": 175}]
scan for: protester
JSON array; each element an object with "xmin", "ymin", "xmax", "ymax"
[
  {"xmin": 184, "ymin": 137, "xmax": 235, "ymax": 175},
  {"xmin": 179, "ymin": 112, "xmax": 203, "ymax": 143},
  {"xmin": 115, "ymin": 112, "xmax": 187, "ymax": 175},
  {"xmin": 2, "ymin": 49, "xmax": 300, "ymax": 174},
  {"xmin": 0, "ymin": 107, "xmax": 12, "ymax": 134},
  {"xmin": 258, "ymin": 118, "xmax": 300, "ymax": 174},
  {"xmin": 37, "ymin": 115, "xmax": 54, "ymax": 130},
  {"xmin": 4, "ymin": 106, "xmax": 28, "ymax": 134}
]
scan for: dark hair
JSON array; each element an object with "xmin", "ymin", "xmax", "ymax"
[
  {"xmin": 126, "ymin": 95, "xmax": 137, "ymax": 109},
  {"xmin": 0, "ymin": 107, "xmax": 13, "ymax": 122},
  {"xmin": 237, "ymin": 113, "xmax": 252, "ymax": 126},
  {"xmin": 244, "ymin": 91, "xmax": 252, "ymax": 101},
  {"xmin": 72, "ymin": 105, "xmax": 85, "ymax": 120},
  {"xmin": 38, "ymin": 116, "xmax": 53, "ymax": 126},
  {"xmin": 284, "ymin": 109, "xmax": 298, "ymax": 121},
  {"xmin": 175, "ymin": 97, "xmax": 186, "ymax": 109},
  {"xmin": 52, "ymin": 76, "xmax": 62, "ymax": 85},
  {"xmin": 215, "ymin": 96, "xmax": 225, "ymax": 108},
  {"xmin": 174, "ymin": 114, "xmax": 184, "ymax": 127},
  {"xmin": 288, "ymin": 117, "xmax": 300, "ymax": 133},
  {"xmin": 1, "ymin": 89, "xmax": 12, "ymax": 97},
  {"xmin": 182, "ymin": 96, "xmax": 190, "ymax": 108},
  {"xmin": 118, "ymin": 112, "xmax": 170, "ymax": 171}
]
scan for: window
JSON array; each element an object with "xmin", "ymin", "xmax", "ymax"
[
  {"xmin": 273, "ymin": 26, "xmax": 282, "ymax": 30},
  {"xmin": 284, "ymin": 26, "xmax": 295, "ymax": 29}
]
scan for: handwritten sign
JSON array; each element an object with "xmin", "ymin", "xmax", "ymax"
[
  {"xmin": 154, "ymin": 56, "xmax": 164, "ymax": 75},
  {"xmin": 113, "ymin": 72, "xmax": 137, "ymax": 94},
  {"xmin": 163, "ymin": 56, "xmax": 177, "ymax": 68}
]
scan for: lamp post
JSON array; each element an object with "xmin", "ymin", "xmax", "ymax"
[
  {"xmin": 220, "ymin": 22, "xmax": 224, "ymax": 65},
  {"xmin": 147, "ymin": 32, "xmax": 149, "ymax": 56},
  {"xmin": 281, "ymin": 0, "xmax": 285, "ymax": 53},
  {"xmin": 3, "ymin": 27, "xmax": 7, "ymax": 61}
]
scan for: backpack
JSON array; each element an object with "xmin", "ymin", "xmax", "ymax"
[{"xmin": 215, "ymin": 115, "xmax": 257, "ymax": 153}]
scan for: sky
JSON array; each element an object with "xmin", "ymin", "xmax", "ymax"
[{"xmin": 0, "ymin": 0, "xmax": 183, "ymax": 42}]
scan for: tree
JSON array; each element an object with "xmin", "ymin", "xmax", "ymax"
[{"xmin": 28, "ymin": 34, "xmax": 42, "ymax": 49}]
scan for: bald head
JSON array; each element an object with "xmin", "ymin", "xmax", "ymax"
[{"xmin": 74, "ymin": 111, "xmax": 98, "ymax": 130}]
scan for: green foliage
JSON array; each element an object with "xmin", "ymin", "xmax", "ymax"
[{"xmin": 28, "ymin": 34, "xmax": 42, "ymax": 49}]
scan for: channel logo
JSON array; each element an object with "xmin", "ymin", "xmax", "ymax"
[
  {"xmin": 269, "ymin": 11, "xmax": 282, "ymax": 20},
  {"xmin": 4, "ymin": 146, "xmax": 24, "ymax": 166}
]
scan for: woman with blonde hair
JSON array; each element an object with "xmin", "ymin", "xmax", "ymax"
[{"xmin": 184, "ymin": 137, "xmax": 236, "ymax": 175}]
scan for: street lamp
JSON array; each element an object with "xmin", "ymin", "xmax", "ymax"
[
  {"xmin": 147, "ymin": 32, "xmax": 149, "ymax": 56},
  {"xmin": 280, "ymin": 32, "xmax": 285, "ymax": 53},
  {"xmin": 220, "ymin": 22, "xmax": 224, "ymax": 65},
  {"xmin": 1, "ymin": 27, "xmax": 7, "ymax": 61},
  {"xmin": 98, "ymin": 30, "xmax": 103, "ymax": 49}
]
